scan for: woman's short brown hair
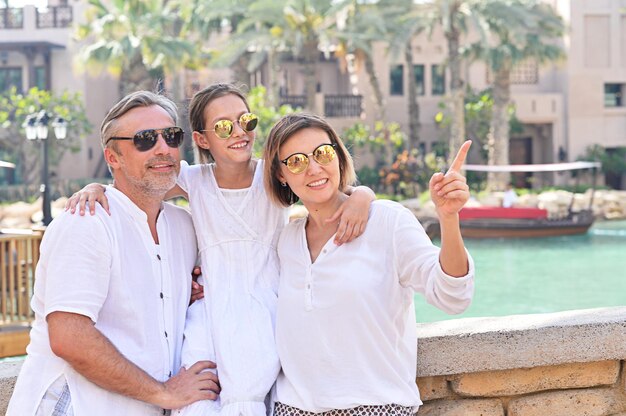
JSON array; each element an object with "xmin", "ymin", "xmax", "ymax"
[
  {"xmin": 264, "ymin": 113, "xmax": 356, "ymax": 207},
  {"xmin": 188, "ymin": 83, "xmax": 250, "ymax": 163}
]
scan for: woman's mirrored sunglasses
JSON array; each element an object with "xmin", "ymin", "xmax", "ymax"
[
  {"xmin": 200, "ymin": 113, "xmax": 258, "ymax": 139},
  {"xmin": 281, "ymin": 143, "xmax": 337, "ymax": 175},
  {"xmin": 106, "ymin": 127, "xmax": 184, "ymax": 152}
]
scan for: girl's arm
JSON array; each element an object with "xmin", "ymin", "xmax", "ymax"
[
  {"xmin": 65, "ymin": 183, "xmax": 187, "ymax": 216},
  {"xmin": 328, "ymin": 185, "xmax": 376, "ymax": 245}
]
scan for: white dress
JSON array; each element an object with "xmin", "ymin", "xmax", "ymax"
[{"xmin": 175, "ymin": 160, "xmax": 288, "ymax": 416}]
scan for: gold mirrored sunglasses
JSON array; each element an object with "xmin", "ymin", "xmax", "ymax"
[
  {"xmin": 200, "ymin": 113, "xmax": 258, "ymax": 139},
  {"xmin": 281, "ymin": 143, "xmax": 337, "ymax": 174}
]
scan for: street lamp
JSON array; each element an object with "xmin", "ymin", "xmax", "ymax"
[{"xmin": 23, "ymin": 110, "xmax": 68, "ymax": 226}]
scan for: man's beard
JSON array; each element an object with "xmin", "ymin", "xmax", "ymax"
[{"xmin": 122, "ymin": 156, "xmax": 178, "ymax": 197}]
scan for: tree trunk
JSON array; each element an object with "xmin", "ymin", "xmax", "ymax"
[
  {"xmin": 232, "ymin": 55, "xmax": 250, "ymax": 86},
  {"xmin": 302, "ymin": 37, "xmax": 319, "ymax": 112},
  {"xmin": 446, "ymin": 6, "xmax": 466, "ymax": 161},
  {"xmin": 404, "ymin": 42, "xmax": 420, "ymax": 152},
  {"xmin": 363, "ymin": 51, "xmax": 385, "ymax": 121},
  {"xmin": 119, "ymin": 53, "xmax": 159, "ymax": 97},
  {"xmin": 267, "ymin": 48, "xmax": 280, "ymax": 108},
  {"xmin": 487, "ymin": 66, "xmax": 511, "ymax": 191}
]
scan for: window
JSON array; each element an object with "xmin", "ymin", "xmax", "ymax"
[
  {"xmin": 432, "ymin": 64, "xmax": 446, "ymax": 95},
  {"xmin": 413, "ymin": 64, "xmax": 425, "ymax": 96},
  {"xmin": 604, "ymin": 84, "xmax": 623, "ymax": 107},
  {"xmin": 35, "ymin": 66, "xmax": 47, "ymax": 90},
  {"xmin": 390, "ymin": 64, "xmax": 403, "ymax": 96},
  {"xmin": 0, "ymin": 67, "xmax": 22, "ymax": 93}
]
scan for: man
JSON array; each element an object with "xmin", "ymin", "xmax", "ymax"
[{"xmin": 7, "ymin": 91, "xmax": 219, "ymax": 415}]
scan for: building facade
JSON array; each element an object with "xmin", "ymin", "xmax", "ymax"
[
  {"xmin": 0, "ymin": 1, "xmax": 118, "ymax": 184},
  {"xmin": 1, "ymin": 0, "xmax": 625, "ymax": 189}
]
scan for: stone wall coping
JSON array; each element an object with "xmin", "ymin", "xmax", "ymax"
[
  {"xmin": 416, "ymin": 306, "xmax": 626, "ymax": 377},
  {"xmin": 1, "ymin": 306, "xmax": 625, "ymax": 405}
]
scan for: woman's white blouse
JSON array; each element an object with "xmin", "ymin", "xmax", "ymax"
[{"xmin": 274, "ymin": 200, "xmax": 475, "ymax": 412}]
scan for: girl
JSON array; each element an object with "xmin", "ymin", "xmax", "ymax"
[
  {"xmin": 66, "ymin": 84, "xmax": 375, "ymax": 416},
  {"xmin": 263, "ymin": 113, "xmax": 475, "ymax": 415}
]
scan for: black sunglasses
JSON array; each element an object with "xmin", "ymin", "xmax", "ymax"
[{"xmin": 106, "ymin": 127, "xmax": 185, "ymax": 152}]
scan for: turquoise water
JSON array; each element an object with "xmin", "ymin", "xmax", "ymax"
[{"xmin": 415, "ymin": 220, "xmax": 626, "ymax": 323}]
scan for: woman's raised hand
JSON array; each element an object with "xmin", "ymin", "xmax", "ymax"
[{"xmin": 429, "ymin": 140, "xmax": 472, "ymax": 218}]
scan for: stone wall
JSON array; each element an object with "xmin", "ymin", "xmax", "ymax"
[
  {"xmin": 415, "ymin": 307, "xmax": 626, "ymax": 415},
  {"xmin": 0, "ymin": 307, "xmax": 625, "ymax": 415}
]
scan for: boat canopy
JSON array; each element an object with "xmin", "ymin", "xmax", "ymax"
[
  {"xmin": 464, "ymin": 161, "xmax": 601, "ymax": 173},
  {"xmin": 0, "ymin": 161, "xmax": 15, "ymax": 169}
]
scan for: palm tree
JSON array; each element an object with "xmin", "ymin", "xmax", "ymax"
[
  {"xmin": 384, "ymin": 0, "xmax": 429, "ymax": 152},
  {"xmin": 217, "ymin": 0, "xmax": 340, "ymax": 111},
  {"xmin": 75, "ymin": 0, "xmax": 204, "ymax": 97},
  {"xmin": 466, "ymin": 0, "xmax": 564, "ymax": 190},
  {"xmin": 332, "ymin": 0, "xmax": 388, "ymax": 120},
  {"xmin": 426, "ymin": 0, "xmax": 486, "ymax": 160}
]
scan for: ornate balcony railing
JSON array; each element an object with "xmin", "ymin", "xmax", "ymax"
[
  {"xmin": 279, "ymin": 94, "xmax": 307, "ymax": 109},
  {"xmin": 324, "ymin": 94, "xmax": 363, "ymax": 118},
  {"xmin": 0, "ymin": 8, "xmax": 24, "ymax": 29},
  {"xmin": 36, "ymin": 5, "xmax": 72, "ymax": 29}
]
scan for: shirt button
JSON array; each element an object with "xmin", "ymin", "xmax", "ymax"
[
  {"xmin": 323, "ymin": 249, "xmax": 327, "ymax": 253},
  {"xmin": 164, "ymin": 331, "xmax": 168, "ymax": 338},
  {"xmin": 157, "ymin": 254, "xmax": 161, "ymax": 260},
  {"xmin": 306, "ymin": 284, "xmax": 311, "ymax": 289}
]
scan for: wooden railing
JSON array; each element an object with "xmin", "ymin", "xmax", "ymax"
[{"xmin": 0, "ymin": 231, "xmax": 42, "ymax": 325}]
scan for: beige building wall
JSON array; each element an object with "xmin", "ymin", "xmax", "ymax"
[
  {"xmin": 352, "ymin": 14, "xmax": 567, "ymax": 168},
  {"xmin": 0, "ymin": 3, "xmax": 119, "ymax": 182},
  {"xmin": 565, "ymin": 0, "xmax": 626, "ymax": 161},
  {"xmin": 3, "ymin": 0, "xmax": 626, "ymax": 187}
]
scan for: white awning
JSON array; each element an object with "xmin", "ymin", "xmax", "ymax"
[
  {"xmin": 0, "ymin": 161, "xmax": 15, "ymax": 169},
  {"xmin": 464, "ymin": 161, "xmax": 601, "ymax": 173}
]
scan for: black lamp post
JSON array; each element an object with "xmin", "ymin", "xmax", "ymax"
[{"xmin": 23, "ymin": 110, "xmax": 68, "ymax": 226}]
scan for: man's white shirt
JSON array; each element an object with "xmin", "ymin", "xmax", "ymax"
[{"xmin": 7, "ymin": 186, "xmax": 197, "ymax": 416}]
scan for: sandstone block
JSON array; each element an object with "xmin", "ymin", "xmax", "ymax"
[
  {"xmin": 417, "ymin": 376, "xmax": 450, "ymax": 401},
  {"xmin": 508, "ymin": 387, "xmax": 623, "ymax": 416},
  {"xmin": 418, "ymin": 399, "xmax": 504, "ymax": 416},
  {"xmin": 451, "ymin": 361, "xmax": 619, "ymax": 397}
]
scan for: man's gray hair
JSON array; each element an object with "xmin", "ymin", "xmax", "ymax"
[{"xmin": 100, "ymin": 91, "xmax": 178, "ymax": 149}]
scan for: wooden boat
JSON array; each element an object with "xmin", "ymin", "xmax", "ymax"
[{"xmin": 423, "ymin": 161, "xmax": 601, "ymax": 239}]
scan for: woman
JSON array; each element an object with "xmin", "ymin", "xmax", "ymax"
[{"xmin": 263, "ymin": 113, "xmax": 475, "ymax": 415}]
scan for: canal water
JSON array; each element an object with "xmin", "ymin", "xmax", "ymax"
[{"xmin": 415, "ymin": 220, "xmax": 626, "ymax": 323}]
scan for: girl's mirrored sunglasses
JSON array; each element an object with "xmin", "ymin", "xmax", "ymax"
[
  {"xmin": 106, "ymin": 127, "xmax": 184, "ymax": 152},
  {"xmin": 200, "ymin": 113, "xmax": 258, "ymax": 139},
  {"xmin": 281, "ymin": 143, "xmax": 337, "ymax": 174}
]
